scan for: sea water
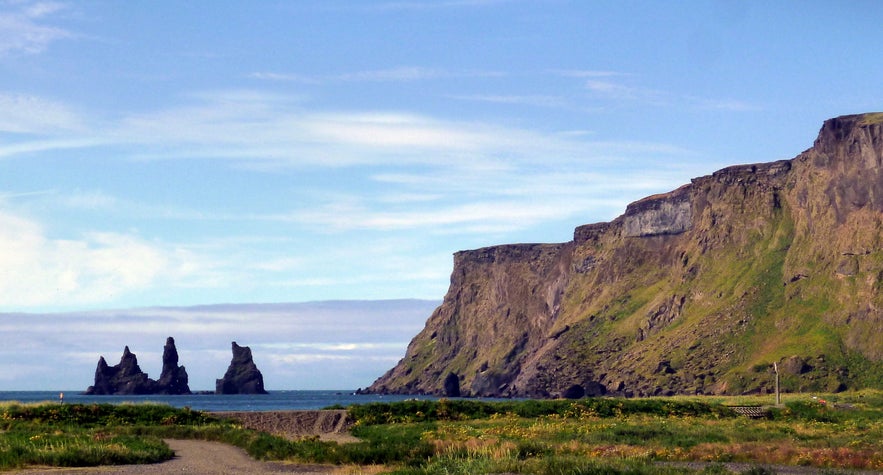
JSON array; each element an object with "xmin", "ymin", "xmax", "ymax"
[{"xmin": 0, "ymin": 390, "xmax": 434, "ymax": 411}]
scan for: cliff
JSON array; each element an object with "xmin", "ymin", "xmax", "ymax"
[
  {"xmin": 85, "ymin": 337, "xmax": 191, "ymax": 395},
  {"xmin": 368, "ymin": 113, "xmax": 883, "ymax": 397}
]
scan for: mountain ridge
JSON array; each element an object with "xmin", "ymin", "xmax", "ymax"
[{"xmin": 368, "ymin": 113, "xmax": 883, "ymax": 398}]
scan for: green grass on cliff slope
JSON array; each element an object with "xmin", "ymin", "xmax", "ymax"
[{"xmin": 858, "ymin": 112, "xmax": 883, "ymax": 125}]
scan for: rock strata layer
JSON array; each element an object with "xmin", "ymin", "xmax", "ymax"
[{"xmin": 368, "ymin": 113, "xmax": 883, "ymax": 398}]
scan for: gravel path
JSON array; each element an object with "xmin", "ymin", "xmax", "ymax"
[
  {"xmin": 15, "ymin": 440, "xmax": 881, "ymax": 474},
  {"xmin": 17, "ymin": 439, "xmax": 337, "ymax": 474}
]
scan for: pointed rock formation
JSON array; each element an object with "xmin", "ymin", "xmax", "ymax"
[
  {"xmin": 215, "ymin": 342, "xmax": 269, "ymax": 394},
  {"xmin": 85, "ymin": 346, "xmax": 156, "ymax": 395},
  {"xmin": 84, "ymin": 337, "xmax": 191, "ymax": 395},
  {"xmin": 155, "ymin": 337, "xmax": 191, "ymax": 395}
]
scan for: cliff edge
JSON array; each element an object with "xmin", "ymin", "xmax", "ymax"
[{"xmin": 368, "ymin": 113, "xmax": 883, "ymax": 398}]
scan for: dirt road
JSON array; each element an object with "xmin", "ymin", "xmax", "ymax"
[{"xmin": 18, "ymin": 439, "xmax": 337, "ymax": 474}]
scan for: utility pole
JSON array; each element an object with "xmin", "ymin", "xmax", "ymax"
[{"xmin": 773, "ymin": 362, "xmax": 780, "ymax": 405}]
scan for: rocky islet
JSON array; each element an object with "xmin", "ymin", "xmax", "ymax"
[{"xmin": 85, "ymin": 337, "xmax": 267, "ymax": 395}]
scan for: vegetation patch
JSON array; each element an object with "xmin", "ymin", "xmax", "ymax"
[{"xmin": 1, "ymin": 394, "xmax": 881, "ymax": 473}]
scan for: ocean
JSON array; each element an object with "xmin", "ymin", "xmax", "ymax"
[{"xmin": 0, "ymin": 390, "xmax": 434, "ymax": 412}]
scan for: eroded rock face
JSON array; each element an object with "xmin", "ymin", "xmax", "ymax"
[
  {"xmin": 367, "ymin": 113, "xmax": 883, "ymax": 398},
  {"xmin": 622, "ymin": 185, "xmax": 692, "ymax": 237},
  {"xmin": 215, "ymin": 342, "xmax": 268, "ymax": 395},
  {"xmin": 85, "ymin": 338, "xmax": 190, "ymax": 395}
]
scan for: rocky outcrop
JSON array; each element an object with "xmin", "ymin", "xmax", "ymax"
[
  {"xmin": 155, "ymin": 337, "xmax": 191, "ymax": 395},
  {"xmin": 216, "ymin": 342, "xmax": 268, "ymax": 394},
  {"xmin": 368, "ymin": 113, "xmax": 883, "ymax": 398},
  {"xmin": 85, "ymin": 337, "xmax": 191, "ymax": 395},
  {"xmin": 622, "ymin": 184, "xmax": 692, "ymax": 237}
]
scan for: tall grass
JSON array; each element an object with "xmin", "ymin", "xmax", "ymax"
[
  {"xmin": 0, "ymin": 402, "xmax": 219, "ymax": 470},
  {"xmin": 2, "ymin": 393, "xmax": 881, "ymax": 473}
]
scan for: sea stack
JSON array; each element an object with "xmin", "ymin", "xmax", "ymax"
[
  {"xmin": 84, "ymin": 337, "xmax": 191, "ymax": 395},
  {"xmin": 215, "ymin": 342, "xmax": 269, "ymax": 394},
  {"xmin": 155, "ymin": 337, "xmax": 191, "ymax": 395}
]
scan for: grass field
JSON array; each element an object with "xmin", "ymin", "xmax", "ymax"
[{"xmin": 1, "ymin": 391, "xmax": 881, "ymax": 474}]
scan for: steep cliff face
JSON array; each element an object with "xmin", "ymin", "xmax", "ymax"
[{"xmin": 369, "ymin": 113, "xmax": 883, "ymax": 397}]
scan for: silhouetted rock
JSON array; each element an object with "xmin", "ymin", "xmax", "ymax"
[
  {"xmin": 86, "ymin": 346, "xmax": 156, "ymax": 395},
  {"xmin": 85, "ymin": 337, "xmax": 191, "ymax": 395},
  {"xmin": 155, "ymin": 337, "xmax": 191, "ymax": 395},
  {"xmin": 215, "ymin": 342, "xmax": 268, "ymax": 394}
]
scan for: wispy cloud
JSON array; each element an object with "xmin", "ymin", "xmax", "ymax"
[
  {"xmin": 585, "ymin": 79, "xmax": 667, "ymax": 104},
  {"xmin": 550, "ymin": 69, "xmax": 627, "ymax": 79},
  {"xmin": 250, "ymin": 66, "xmax": 504, "ymax": 84},
  {"xmin": 337, "ymin": 66, "xmax": 443, "ymax": 82},
  {"xmin": 690, "ymin": 97, "xmax": 762, "ymax": 112},
  {"xmin": 0, "ymin": 300, "xmax": 440, "ymax": 389},
  {"xmin": 85, "ymin": 91, "xmax": 602, "ymax": 171},
  {"xmin": 373, "ymin": 0, "xmax": 512, "ymax": 11},
  {"xmin": 578, "ymin": 74, "xmax": 760, "ymax": 113},
  {"xmin": 0, "ymin": 88, "xmax": 707, "ymax": 309},
  {"xmin": 0, "ymin": 1, "xmax": 73, "ymax": 56},
  {"xmin": 447, "ymin": 93, "xmax": 568, "ymax": 109},
  {"xmin": 0, "ymin": 93, "xmax": 86, "ymax": 133},
  {"xmin": 247, "ymin": 71, "xmax": 321, "ymax": 84}
]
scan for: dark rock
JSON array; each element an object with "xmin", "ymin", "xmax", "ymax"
[
  {"xmin": 584, "ymin": 380, "xmax": 607, "ymax": 397},
  {"xmin": 216, "ymin": 342, "xmax": 268, "ymax": 394},
  {"xmin": 780, "ymin": 356, "xmax": 812, "ymax": 375},
  {"xmin": 85, "ymin": 338, "xmax": 191, "ymax": 395},
  {"xmin": 562, "ymin": 384, "xmax": 585, "ymax": 399},
  {"xmin": 155, "ymin": 337, "xmax": 191, "ymax": 395},
  {"xmin": 443, "ymin": 372, "xmax": 461, "ymax": 397}
]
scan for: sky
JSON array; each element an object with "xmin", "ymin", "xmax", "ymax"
[
  {"xmin": 0, "ymin": 1, "xmax": 881, "ymax": 389},
  {"xmin": 1, "ymin": 300, "xmax": 440, "ymax": 390}
]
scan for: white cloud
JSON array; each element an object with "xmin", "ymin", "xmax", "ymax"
[
  {"xmin": 83, "ymin": 91, "xmax": 598, "ymax": 172},
  {"xmin": 338, "ymin": 66, "xmax": 442, "ymax": 82},
  {"xmin": 448, "ymin": 94, "xmax": 568, "ymax": 108},
  {"xmin": 0, "ymin": 300, "xmax": 440, "ymax": 389},
  {"xmin": 0, "ymin": 93, "xmax": 86, "ymax": 133},
  {"xmin": 250, "ymin": 67, "xmax": 505, "ymax": 85},
  {"xmin": 691, "ymin": 97, "xmax": 761, "ymax": 112},
  {"xmin": 585, "ymin": 79, "xmax": 667, "ymax": 103},
  {"xmin": 61, "ymin": 189, "xmax": 118, "ymax": 210},
  {"xmin": 248, "ymin": 71, "xmax": 321, "ymax": 84},
  {"xmin": 551, "ymin": 69, "xmax": 626, "ymax": 79},
  {"xmin": 0, "ymin": 1, "xmax": 73, "ymax": 56},
  {"xmin": 0, "ymin": 209, "xmax": 200, "ymax": 307}
]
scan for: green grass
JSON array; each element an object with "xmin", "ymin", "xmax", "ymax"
[
  {"xmin": 2, "ymin": 395, "xmax": 882, "ymax": 473},
  {"xmin": 857, "ymin": 112, "xmax": 883, "ymax": 125},
  {"xmin": 0, "ymin": 402, "xmax": 213, "ymax": 470}
]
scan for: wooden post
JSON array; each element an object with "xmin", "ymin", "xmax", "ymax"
[{"xmin": 773, "ymin": 362, "xmax": 780, "ymax": 405}]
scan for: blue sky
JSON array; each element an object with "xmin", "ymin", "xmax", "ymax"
[
  {"xmin": 1, "ymin": 1, "xmax": 881, "ymax": 311},
  {"xmin": 0, "ymin": 1, "xmax": 881, "ymax": 389}
]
